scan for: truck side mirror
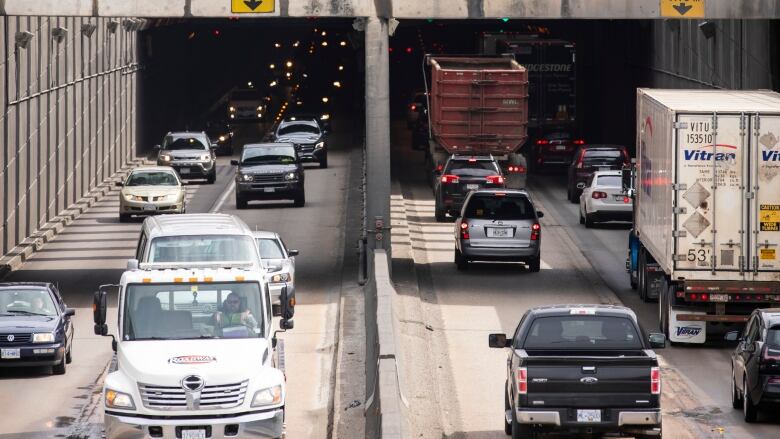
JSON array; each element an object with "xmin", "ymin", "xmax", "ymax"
[
  {"xmin": 488, "ymin": 333, "xmax": 510, "ymax": 348},
  {"xmin": 280, "ymin": 285, "xmax": 295, "ymax": 320},
  {"xmin": 648, "ymin": 333, "xmax": 666, "ymax": 349},
  {"xmin": 93, "ymin": 290, "xmax": 108, "ymax": 336},
  {"xmin": 280, "ymin": 319, "xmax": 294, "ymax": 330},
  {"xmin": 127, "ymin": 259, "xmax": 139, "ymax": 270}
]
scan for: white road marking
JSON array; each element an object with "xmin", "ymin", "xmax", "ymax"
[{"xmin": 210, "ymin": 180, "xmax": 236, "ymax": 213}]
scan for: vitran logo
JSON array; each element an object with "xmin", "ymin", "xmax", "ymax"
[{"xmin": 675, "ymin": 326, "xmax": 702, "ymax": 337}]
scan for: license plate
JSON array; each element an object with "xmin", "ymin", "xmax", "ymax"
[
  {"xmin": 555, "ymin": 145, "xmax": 566, "ymax": 151},
  {"xmin": 179, "ymin": 167, "xmax": 191, "ymax": 174},
  {"xmin": 487, "ymin": 228, "xmax": 511, "ymax": 238},
  {"xmin": 465, "ymin": 184, "xmax": 480, "ymax": 191},
  {"xmin": 710, "ymin": 293, "xmax": 729, "ymax": 302},
  {"xmin": 264, "ymin": 187, "xmax": 276, "ymax": 193},
  {"xmin": 577, "ymin": 409, "xmax": 601, "ymax": 423},
  {"xmin": 599, "ymin": 167, "xmax": 611, "ymax": 171},
  {"xmin": 143, "ymin": 204, "xmax": 156, "ymax": 211},
  {"xmin": 181, "ymin": 429, "xmax": 206, "ymax": 439},
  {"xmin": 1, "ymin": 348, "xmax": 20, "ymax": 359}
]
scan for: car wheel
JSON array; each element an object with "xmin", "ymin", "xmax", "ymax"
[
  {"xmin": 293, "ymin": 191, "xmax": 306, "ymax": 208},
  {"xmin": 435, "ymin": 201, "xmax": 446, "ymax": 222},
  {"xmin": 319, "ymin": 155, "xmax": 328, "ymax": 169},
  {"xmin": 569, "ymin": 187, "xmax": 579, "ymax": 204},
  {"xmin": 528, "ymin": 254, "xmax": 541, "ymax": 273},
  {"xmin": 119, "ymin": 213, "xmax": 130, "ymax": 223},
  {"xmin": 236, "ymin": 195, "xmax": 248, "ymax": 210},
  {"xmin": 207, "ymin": 172, "xmax": 216, "ymax": 184},
  {"xmin": 584, "ymin": 210, "xmax": 595, "ymax": 228},
  {"xmin": 578, "ymin": 207, "xmax": 585, "ymax": 224},
  {"xmin": 65, "ymin": 343, "xmax": 72, "ymax": 364},
  {"xmin": 731, "ymin": 366, "xmax": 743, "ymax": 409},
  {"xmin": 52, "ymin": 357, "xmax": 66, "ymax": 375},
  {"xmin": 504, "ymin": 384, "xmax": 512, "ymax": 435},
  {"xmin": 743, "ymin": 376, "xmax": 758, "ymax": 422},
  {"xmin": 455, "ymin": 249, "xmax": 468, "ymax": 271}
]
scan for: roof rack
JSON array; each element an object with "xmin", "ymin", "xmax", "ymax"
[{"xmin": 137, "ymin": 261, "xmax": 255, "ymax": 271}]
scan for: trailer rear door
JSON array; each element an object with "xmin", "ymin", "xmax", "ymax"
[{"xmin": 750, "ymin": 114, "xmax": 780, "ymax": 272}]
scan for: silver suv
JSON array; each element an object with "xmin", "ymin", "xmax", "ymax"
[
  {"xmin": 155, "ymin": 131, "xmax": 217, "ymax": 184},
  {"xmin": 454, "ymin": 189, "xmax": 543, "ymax": 272}
]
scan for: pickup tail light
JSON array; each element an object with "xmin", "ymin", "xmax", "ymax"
[
  {"xmin": 516, "ymin": 367, "xmax": 528, "ymax": 395},
  {"xmin": 441, "ymin": 174, "xmax": 459, "ymax": 184},
  {"xmin": 460, "ymin": 221, "xmax": 469, "ymax": 240},
  {"xmin": 650, "ymin": 367, "xmax": 661, "ymax": 395},
  {"xmin": 486, "ymin": 175, "xmax": 505, "ymax": 185},
  {"xmin": 531, "ymin": 223, "xmax": 541, "ymax": 241},
  {"xmin": 592, "ymin": 191, "xmax": 607, "ymax": 199}
]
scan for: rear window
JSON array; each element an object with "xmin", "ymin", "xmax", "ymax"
[
  {"xmin": 596, "ymin": 175, "xmax": 622, "ymax": 187},
  {"xmin": 583, "ymin": 149, "xmax": 625, "ymax": 165},
  {"xmin": 523, "ymin": 316, "xmax": 642, "ymax": 350},
  {"xmin": 464, "ymin": 194, "xmax": 536, "ymax": 220},
  {"xmin": 545, "ymin": 132, "xmax": 571, "ymax": 140},
  {"xmin": 446, "ymin": 160, "xmax": 498, "ymax": 177}
]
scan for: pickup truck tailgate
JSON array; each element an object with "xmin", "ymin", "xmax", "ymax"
[{"xmin": 524, "ymin": 354, "xmax": 656, "ymax": 408}]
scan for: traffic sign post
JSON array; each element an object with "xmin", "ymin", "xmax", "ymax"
[
  {"xmin": 231, "ymin": 0, "xmax": 275, "ymax": 14},
  {"xmin": 660, "ymin": 0, "xmax": 705, "ymax": 18}
]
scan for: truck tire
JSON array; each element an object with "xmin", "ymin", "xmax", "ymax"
[
  {"xmin": 511, "ymin": 409, "xmax": 534, "ymax": 439},
  {"xmin": 504, "ymin": 383, "xmax": 512, "ymax": 435},
  {"xmin": 638, "ymin": 249, "xmax": 649, "ymax": 302},
  {"xmin": 660, "ymin": 281, "xmax": 678, "ymax": 345}
]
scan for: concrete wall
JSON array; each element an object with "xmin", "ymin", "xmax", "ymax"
[
  {"xmin": 0, "ymin": 16, "xmax": 140, "ymax": 257},
  {"xmin": 3, "ymin": 0, "xmax": 780, "ymax": 18}
]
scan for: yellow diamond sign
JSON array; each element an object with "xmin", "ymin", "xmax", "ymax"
[
  {"xmin": 660, "ymin": 0, "xmax": 705, "ymax": 18},
  {"xmin": 232, "ymin": 0, "xmax": 275, "ymax": 14}
]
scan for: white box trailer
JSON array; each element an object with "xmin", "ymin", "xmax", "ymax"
[{"xmin": 633, "ymin": 89, "xmax": 780, "ymax": 344}]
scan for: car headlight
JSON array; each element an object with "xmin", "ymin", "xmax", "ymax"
[
  {"xmin": 251, "ymin": 385, "xmax": 282, "ymax": 407},
  {"xmin": 199, "ymin": 154, "xmax": 211, "ymax": 161},
  {"xmin": 320, "ymin": 114, "xmax": 330, "ymax": 121},
  {"xmin": 124, "ymin": 194, "xmax": 144, "ymax": 202},
  {"xmin": 239, "ymin": 173, "xmax": 254, "ymax": 182},
  {"xmin": 257, "ymin": 105, "xmax": 264, "ymax": 111},
  {"xmin": 271, "ymin": 272, "xmax": 291, "ymax": 283},
  {"xmin": 315, "ymin": 141, "xmax": 325, "ymax": 149},
  {"xmin": 218, "ymin": 135, "xmax": 227, "ymax": 142},
  {"xmin": 32, "ymin": 333, "xmax": 55, "ymax": 343},
  {"xmin": 284, "ymin": 172, "xmax": 297, "ymax": 181},
  {"xmin": 105, "ymin": 389, "xmax": 136, "ymax": 410},
  {"xmin": 229, "ymin": 106, "xmax": 236, "ymax": 112},
  {"xmin": 230, "ymin": 114, "xmax": 235, "ymax": 119},
  {"xmin": 159, "ymin": 154, "xmax": 172, "ymax": 162}
]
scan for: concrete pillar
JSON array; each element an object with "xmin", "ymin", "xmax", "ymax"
[{"xmin": 364, "ymin": 17, "xmax": 391, "ymax": 256}]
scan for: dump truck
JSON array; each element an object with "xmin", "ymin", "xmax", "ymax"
[
  {"xmin": 627, "ymin": 88, "xmax": 780, "ymax": 344},
  {"xmin": 423, "ymin": 55, "xmax": 530, "ymax": 188}
]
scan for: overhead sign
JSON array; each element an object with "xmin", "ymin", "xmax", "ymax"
[
  {"xmin": 660, "ymin": 0, "xmax": 705, "ymax": 18},
  {"xmin": 231, "ymin": 0, "xmax": 275, "ymax": 14}
]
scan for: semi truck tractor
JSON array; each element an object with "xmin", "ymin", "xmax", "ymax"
[
  {"xmin": 423, "ymin": 55, "xmax": 530, "ymax": 188},
  {"xmin": 627, "ymin": 88, "xmax": 780, "ymax": 344}
]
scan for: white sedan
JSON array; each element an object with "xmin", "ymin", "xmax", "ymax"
[{"xmin": 579, "ymin": 171, "xmax": 633, "ymax": 227}]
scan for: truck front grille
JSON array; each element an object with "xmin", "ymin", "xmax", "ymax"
[{"xmin": 138, "ymin": 380, "xmax": 248, "ymax": 410}]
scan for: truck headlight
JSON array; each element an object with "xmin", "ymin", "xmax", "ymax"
[
  {"xmin": 199, "ymin": 154, "xmax": 211, "ymax": 161},
  {"xmin": 284, "ymin": 172, "xmax": 297, "ymax": 181},
  {"xmin": 239, "ymin": 173, "xmax": 253, "ymax": 182},
  {"xmin": 159, "ymin": 154, "xmax": 172, "ymax": 162},
  {"xmin": 229, "ymin": 106, "xmax": 236, "ymax": 112},
  {"xmin": 32, "ymin": 333, "xmax": 55, "ymax": 343},
  {"xmin": 271, "ymin": 272, "xmax": 291, "ymax": 283},
  {"xmin": 105, "ymin": 389, "xmax": 136, "ymax": 410},
  {"xmin": 251, "ymin": 385, "xmax": 282, "ymax": 407},
  {"xmin": 315, "ymin": 141, "xmax": 325, "ymax": 149}
]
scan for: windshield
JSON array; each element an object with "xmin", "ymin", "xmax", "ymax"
[
  {"xmin": 148, "ymin": 235, "xmax": 257, "ymax": 263},
  {"xmin": 596, "ymin": 175, "xmax": 622, "ymax": 187},
  {"xmin": 163, "ymin": 136, "xmax": 209, "ymax": 151},
  {"xmin": 446, "ymin": 160, "xmax": 498, "ymax": 177},
  {"xmin": 0, "ymin": 289, "xmax": 57, "ymax": 316},
  {"xmin": 523, "ymin": 316, "xmax": 642, "ymax": 350},
  {"xmin": 464, "ymin": 194, "xmax": 536, "ymax": 220},
  {"xmin": 257, "ymin": 238, "xmax": 285, "ymax": 259},
  {"xmin": 242, "ymin": 147, "xmax": 296, "ymax": 164},
  {"xmin": 123, "ymin": 282, "xmax": 265, "ymax": 340},
  {"xmin": 278, "ymin": 124, "xmax": 320, "ymax": 136},
  {"xmin": 126, "ymin": 171, "xmax": 179, "ymax": 186}
]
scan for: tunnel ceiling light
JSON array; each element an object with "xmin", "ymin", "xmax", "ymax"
[
  {"xmin": 338, "ymin": 65, "xmax": 344, "ymax": 71},
  {"xmin": 274, "ymin": 42, "xmax": 281, "ymax": 48},
  {"xmin": 322, "ymin": 97, "xmax": 329, "ymax": 103},
  {"xmin": 81, "ymin": 23, "xmax": 97, "ymax": 38},
  {"xmin": 269, "ymin": 64, "xmax": 275, "ymax": 69},
  {"xmin": 321, "ymin": 41, "xmax": 328, "ymax": 46},
  {"xmin": 321, "ymin": 31, "xmax": 327, "ymax": 36},
  {"xmin": 333, "ymin": 81, "xmax": 341, "ymax": 88},
  {"xmin": 14, "ymin": 31, "xmax": 34, "ymax": 49},
  {"xmin": 340, "ymin": 41, "xmax": 347, "ymax": 47},
  {"xmin": 293, "ymin": 41, "xmax": 300, "ymax": 47},
  {"xmin": 51, "ymin": 26, "xmax": 68, "ymax": 43},
  {"xmin": 286, "ymin": 61, "xmax": 293, "ymax": 68}
]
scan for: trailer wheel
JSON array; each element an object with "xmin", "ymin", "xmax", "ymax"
[
  {"xmin": 638, "ymin": 249, "xmax": 649, "ymax": 302},
  {"xmin": 660, "ymin": 281, "xmax": 677, "ymax": 345}
]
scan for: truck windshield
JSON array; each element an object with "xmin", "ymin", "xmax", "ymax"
[
  {"xmin": 123, "ymin": 282, "xmax": 265, "ymax": 340},
  {"xmin": 523, "ymin": 316, "xmax": 642, "ymax": 350},
  {"xmin": 148, "ymin": 235, "xmax": 257, "ymax": 263}
]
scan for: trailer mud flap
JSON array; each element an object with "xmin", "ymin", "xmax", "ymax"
[{"xmin": 669, "ymin": 309, "xmax": 707, "ymax": 344}]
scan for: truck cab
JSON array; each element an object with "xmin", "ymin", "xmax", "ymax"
[{"xmin": 93, "ymin": 262, "xmax": 294, "ymax": 439}]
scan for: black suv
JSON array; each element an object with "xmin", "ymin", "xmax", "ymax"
[
  {"xmin": 155, "ymin": 131, "xmax": 217, "ymax": 184},
  {"xmin": 434, "ymin": 155, "xmax": 505, "ymax": 222},
  {"xmin": 232, "ymin": 143, "xmax": 305, "ymax": 208},
  {"xmin": 728, "ymin": 308, "xmax": 780, "ymax": 422},
  {"xmin": 273, "ymin": 118, "xmax": 328, "ymax": 168}
]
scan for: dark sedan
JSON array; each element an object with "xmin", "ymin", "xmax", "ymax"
[
  {"xmin": 729, "ymin": 308, "xmax": 780, "ymax": 422},
  {"xmin": 567, "ymin": 144, "xmax": 630, "ymax": 202},
  {"xmin": 273, "ymin": 119, "xmax": 328, "ymax": 168},
  {"xmin": 232, "ymin": 142, "xmax": 305, "ymax": 208},
  {"xmin": 0, "ymin": 283, "xmax": 75, "ymax": 375}
]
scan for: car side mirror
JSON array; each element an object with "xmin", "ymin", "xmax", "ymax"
[
  {"xmin": 648, "ymin": 333, "xmax": 666, "ymax": 349},
  {"xmin": 288, "ymin": 249, "xmax": 299, "ymax": 257},
  {"xmin": 488, "ymin": 333, "xmax": 511, "ymax": 348},
  {"xmin": 230, "ymin": 159, "xmax": 239, "ymax": 166},
  {"xmin": 211, "ymin": 143, "xmax": 218, "ymax": 150},
  {"xmin": 115, "ymin": 181, "xmax": 124, "ymax": 187},
  {"xmin": 153, "ymin": 144, "xmax": 161, "ymax": 150},
  {"xmin": 724, "ymin": 330, "xmax": 740, "ymax": 342},
  {"xmin": 64, "ymin": 308, "xmax": 76, "ymax": 317},
  {"xmin": 536, "ymin": 211, "xmax": 544, "ymax": 218}
]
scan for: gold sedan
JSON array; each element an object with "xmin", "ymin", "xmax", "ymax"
[{"xmin": 117, "ymin": 166, "xmax": 186, "ymax": 222}]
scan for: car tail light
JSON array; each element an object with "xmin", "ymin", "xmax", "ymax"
[
  {"xmin": 573, "ymin": 139, "xmax": 585, "ymax": 145},
  {"xmin": 531, "ymin": 223, "xmax": 541, "ymax": 241},
  {"xmin": 486, "ymin": 175, "xmax": 504, "ymax": 185},
  {"xmin": 410, "ymin": 104, "xmax": 417, "ymax": 111},
  {"xmin": 623, "ymin": 196, "xmax": 631, "ymax": 204},
  {"xmin": 460, "ymin": 221, "xmax": 469, "ymax": 240},
  {"xmin": 650, "ymin": 367, "xmax": 661, "ymax": 395},
  {"xmin": 507, "ymin": 165, "xmax": 526, "ymax": 174},
  {"xmin": 536, "ymin": 139, "xmax": 549, "ymax": 145},
  {"xmin": 441, "ymin": 174, "xmax": 459, "ymax": 184},
  {"xmin": 575, "ymin": 153, "xmax": 584, "ymax": 169},
  {"xmin": 436, "ymin": 164, "xmax": 443, "ymax": 172},
  {"xmin": 468, "ymin": 158, "xmax": 478, "ymax": 163},
  {"xmin": 516, "ymin": 367, "xmax": 528, "ymax": 395},
  {"xmin": 592, "ymin": 191, "xmax": 607, "ymax": 199}
]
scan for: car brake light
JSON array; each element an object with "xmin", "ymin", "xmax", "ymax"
[
  {"xmin": 486, "ymin": 175, "xmax": 504, "ymax": 184},
  {"xmin": 592, "ymin": 191, "xmax": 607, "ymax": 199},
  {"xmin": 441, "ymin": 174, "xmax": 459, "ymax": 184},
  {"xmin": 460, "ymin": 221, "xmax": 469, "ymax": 239},
  {"xmin": 623, "ymin": 196, "xmax": 631, "ymax": 204},
  {"xmin": 436, "ymin": 164, "xmax": 443, "ymax": 172},
  {"xmin": 650, "ymin": 367, "xmax": 661, "ymax": 395},
  {"xmin": 410, "ymin": 104, "xmax": 416, "ymax": 111},
  {"xmin": 573, "ymin": 139, "xmax": 585, "ymax": 145},
  {"xmin": 536, "ymin": 139, "xmax": 549, "ymax": 145},
  {"xmin": 516, "ymin": 367, "xmax": 528, "ymax": 394},
  {"xmin": 531, "ymin": 223, "xmax": 541, "ymax": 241}
]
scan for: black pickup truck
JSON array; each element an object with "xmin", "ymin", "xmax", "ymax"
[{"xmin": 489, "ymin": 304, "xmax": 666, "ymax": 439}]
